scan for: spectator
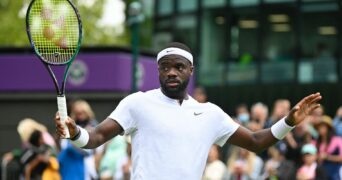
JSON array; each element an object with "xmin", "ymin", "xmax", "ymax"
[
  {"xmin": 296, "ymin": 143, "xmax": 327, "ymax": 180},
  {"xmin": 1, "ymin": 118, "xmax": 58, "ymax": 180},
  {"xmin": 17, "ymin": 118, "xmax": 56, "ymax": 151},
  {"xmin": 262, "ymin": 143, "xmax": 296, "ymax": 180},
  {"xmin": 21, "ymin": 130, "xmax": 60, "ymax": 180},
  {"xmin": 202, "ymin": 145, "xmax": 228, "ymax": 180},
  {"xmin": 193, "ymin": 86, "xmax": 207, "ymax": 103},
  {"xmin": 226, "ymin": 146, "xmax": 263, "ymax": 180},
  {"xmin": 264, "ymin": 99, "xmax": 291, "ymax": 128},
  {"xmin": 333, "ymin": 106, "xmax": 342, "ymax": 136},
  {"xmin": 98, "ymin": 136, "xmax": 127, "ymax": 180},
  {"xmin": 313, "ymin": 115, "xmax": 342, "ymax": 180},
  {"xmin": 235, "ymin": 104, "xmax": 250, "ymax": 126},
  {"xmin": 58, "ymin": 99, "xmax": 104, "ymax": 180},
  {"xmin": 115, "ymin": 136, "xmax": 132, "ymax": 180},
  {"xmin": 284, "ymin": 117, "xmax": 313, "ymax": 167},
  {"xmin": 307, "ymin": 105, "xmax": 325, "ymax": 139},
  {"xmin": 250, "ymin": 102, "xmax": 269, "ymax": 131}
]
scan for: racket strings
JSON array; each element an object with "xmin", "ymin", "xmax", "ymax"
[{"xmin": 28, "ymin": 0, "xmax": 80, "ymax": 64}]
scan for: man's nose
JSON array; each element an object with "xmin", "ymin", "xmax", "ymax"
[{"xmin": 167, "ymin": 68, "xmax": 177, "ymax": 77}]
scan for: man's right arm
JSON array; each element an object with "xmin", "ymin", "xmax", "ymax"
[{"xmin": 55, "ymin": 115, "xmax": 123, "ymax": 149}]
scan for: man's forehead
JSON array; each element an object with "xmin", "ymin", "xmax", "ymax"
[{"xmin": 158, "ymin": 55, "xmax": 191, "ymax": 65}]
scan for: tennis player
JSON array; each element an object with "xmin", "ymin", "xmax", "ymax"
[{"xmin": 55, "ymin": 42, "xmax": 322, "ymax": 180}]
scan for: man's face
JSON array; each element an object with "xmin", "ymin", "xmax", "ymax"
[{"xmin": 158, "ymin": 55, "xmax": 193, "ymax": 98}]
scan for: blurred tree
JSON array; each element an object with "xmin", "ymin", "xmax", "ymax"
[
  {"xmin": 75, "ymin": 0, "xmax": 130, "ymax": 47},
  {"xmin": 0, "ymin": 0, "xmax": 141, "ymax": 48},
  {"xmin": 0, "ymin": 0, "xmax": 30, "ymax": 46}
]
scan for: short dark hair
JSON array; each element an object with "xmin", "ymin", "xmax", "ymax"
[
  {"xmin": 166, "ymin": 42, "xmax": 192, "ymax": 54},
  {"xmin": 28, "ymin": 130, "xmax": 42, "ymax": 147}
]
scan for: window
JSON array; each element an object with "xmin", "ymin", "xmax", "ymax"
[
  {"xmin": 226, "ymin": 8, "xmax": 259, "ymax": 84},
  {"xmin": 174, "ymin": 15, "xmax": 197, "ymax": 53},
  {"xmin": 299, "ymin": 1, "xmax": 339, "ymax": 83},
  {"xmin": 260, "ymin": 4, "xmax": 296, "ymax": 83},
  {"xmin": 179, "ymin": 0, "xmax": 197, "ymax": 13},
  {"xmin": 158, "ymin": 0, "xmax": 173, "ymax": 16},
  {"xmin": 203, "ymin": 0, "xmax": 226, "ymax": 8},
  {"xmin": 231, "ymin": 0, "xmax": 258, "ymax": 7},
  {"xmin": 199, "ymin": 8, "xmax": 227, "ymax": 85}
]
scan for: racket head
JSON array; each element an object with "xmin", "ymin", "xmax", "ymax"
[{"xmin": 26, "ymin": 0, "xmax": 82, "ymax": 65}]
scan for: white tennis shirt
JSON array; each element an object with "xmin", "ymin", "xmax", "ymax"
[{"xmin": 109, "ymin": 88, "xmax": 239, "ymax": 180}]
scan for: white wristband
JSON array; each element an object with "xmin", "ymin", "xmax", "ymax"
[
  {"xmin": 271, "ymin": 117, "xmax": 295, "ymax": 140},
  {"xmin": 71, "ymin": 126, "xmax": 89, "ymax": 148}
]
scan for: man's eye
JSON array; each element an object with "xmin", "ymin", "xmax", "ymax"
[
  {"xmin": 177, "ymin": 65, "xmax": 184, "ymax": 71},
  {"xmin": 160, "ymin": 67, "xmax": 169, "ymax": 71}
]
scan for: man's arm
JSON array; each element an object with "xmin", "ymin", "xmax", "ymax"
[
  {"xmin": 55, "ymin": 116, "xmax": 123, "ymax": 149},
  {"xmin": 228, "ymin": 126, "xmax": 277, "ymax": 153},
  {"xmin": 228, "ymin": 92, "xmax": 322, "ymax": 153}
]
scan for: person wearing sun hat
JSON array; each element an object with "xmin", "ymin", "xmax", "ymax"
[
  {"xmin": 296, "ymin": 143, "xmax": 327, "ymax": 180},
  {"xmin": 313, "ymin": 115, "xmax": 342, "ymax": 180},
  {"xmin": 313, "ymin": 115, "xmax": 334, "ymax": 130}
]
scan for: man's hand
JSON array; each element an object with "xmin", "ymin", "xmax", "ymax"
[
  {"xmin": 55, "ymin": 113, "xmax": 79, "ymax": 139},
  {"xmin": 286, "ymin": 92, "xmax": 322, "ymax": 126}
]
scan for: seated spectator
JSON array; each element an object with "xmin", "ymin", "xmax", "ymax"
[
  {"xmin": 333, "ymin": 106, "xmax": 342, "ymax": 136},
  {"xmin": 284, "ymin": 121, "xmax": 312, "ymax": 168},
  {"xmin": 202, "ymin": 145, "xmax": 228, "ymax": 180},
  {"xmin": 264, "ymin": 99, "xmax": 291, "ymax": 128},
  {"xmin": 296, "ymin": 144, "xmax": 327, "ymax": 180},
  {"xmin": 99, "ymin": 136, "xmax": 127, "ymax": 180},
  {"xmin": 313, "ymin": 115, "xmax": 342, "ymax": 180},
  {"xmin": 192, "ymin": 86, "xmax": 207, "ymax": 103},
  {"xmin": 235, "ymin": 104, "xmax": 250, "ymax": 126},
  {"xmin": 58, "ymin": 99, "xmax": 104, "ymax": 180},
  {"xmin": 115, "ymin": 136, "xmax": 132, "ymax": 180},
  {"xmin": 262, "ymin": 142, "xmax": 295, "ymax": 180},
  {"xmin": 250, "ymin": 102, "xmax": 268, "ymax": 131},
  {"xmin": 1, "ymin": 118, "xmax": 58, "ymax": 180},
  {"xmin": 21, "ymin": 130, "xmax": 60, "ymax": 180},
  {"xmin": 17, "ymin": 118, "xmax": 57, "ymax": 151},
  {"xmin": 226, "ymin": 146, "xmax": 263, "ymax": 180}
]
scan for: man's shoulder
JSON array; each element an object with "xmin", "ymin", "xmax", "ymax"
[
  {"xmin": 121, "ymin": 89, "xmax": 159, "ymax": 102},
  {"xmin": 199, "ymin": 102, "xmax": 223, "ymax": 111}
]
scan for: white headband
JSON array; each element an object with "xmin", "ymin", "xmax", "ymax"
[{"xmin": 157, "ymin": 47, "xmax": 193, "ymax": 64}]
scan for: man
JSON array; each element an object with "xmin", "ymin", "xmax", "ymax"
[{"xmin": 55, "ymin": 42, "xmax": 322, "ymax": 180}]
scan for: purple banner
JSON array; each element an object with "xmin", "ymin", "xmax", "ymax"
[{"xmin": 0, "ymin": 52, "xmax": 194, "ymax": 92}]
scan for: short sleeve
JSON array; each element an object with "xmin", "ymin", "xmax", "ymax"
[
  {"xmin": 212, "ymin": 105, "xmax": 240, "ymax": 147},
  {"xmin": 108, "ymin": 92, "xmax": 142, "ymax": 135}
]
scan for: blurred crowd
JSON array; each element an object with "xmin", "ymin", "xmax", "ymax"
[{"xmin": 1, "ymin": 87, "xmax": 342, "ymax": 180}]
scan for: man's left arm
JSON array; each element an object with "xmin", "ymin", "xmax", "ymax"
[{"xmin": 227, "ymin": 92, "xmax": 321, "ymax": 153}]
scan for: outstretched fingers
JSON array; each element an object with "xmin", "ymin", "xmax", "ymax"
[
  {"xmin": 297, "ymin": 93, "xmax": 321, "ymax": 107},
  {"xmin": 308, "ymin": 93, "xmax": 322, "ymax": 105}
]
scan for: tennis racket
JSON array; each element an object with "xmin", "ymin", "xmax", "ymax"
[{"xmin": 26, "ymin": 0, "xmax": 82, "ymax": 138}]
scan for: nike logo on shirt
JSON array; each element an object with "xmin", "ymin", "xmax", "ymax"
[{"xmin": 194, "ymin": 112, "xmax": 203, "ymax": 116}]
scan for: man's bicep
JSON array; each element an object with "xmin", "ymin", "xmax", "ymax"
[{"xmin": 94, "ymin": 118, "xmax": 124, "ymax": 143}]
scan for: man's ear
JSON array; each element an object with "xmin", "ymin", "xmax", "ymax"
[{"xmin": 190, "ymin": 66, "xmax": 194, "ymax": 75}]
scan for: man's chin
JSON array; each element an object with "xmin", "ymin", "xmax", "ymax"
[
  {"xmin": 162, "ymin": 86, "xmax": 182, "ymax": 96},
  {"xmin": 164, "ymin": 87, "xmax": 181, "ymax": 94}
]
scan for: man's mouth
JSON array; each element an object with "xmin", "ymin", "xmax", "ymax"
[{"xmin": 165, "ymin": 80, "xmax": 180, "ymax": 87}]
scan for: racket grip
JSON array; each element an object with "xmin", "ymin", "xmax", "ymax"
[{"xmin": 57, "ymin": 95, "xmax": 70, "ymax": 138}]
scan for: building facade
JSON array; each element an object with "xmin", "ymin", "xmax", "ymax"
[{"xmin": 153, "ymin": 0, "xmax": 342, "ymax": 86}]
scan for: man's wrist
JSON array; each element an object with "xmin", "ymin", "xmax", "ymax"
[
  {"xmin": 284, "ymin": 117, "xmax": 295, "ymax": 127},
  {"xmin": 271, "ymin": 117, "xmax": 296, "ymax": 140},
  {"xmin": 70, "ymin": 126, "xmax": 81, "ymax": 140},
  {"xmin": 70, "ymin": 126, "xmax": 89, "ymax": 148}
]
